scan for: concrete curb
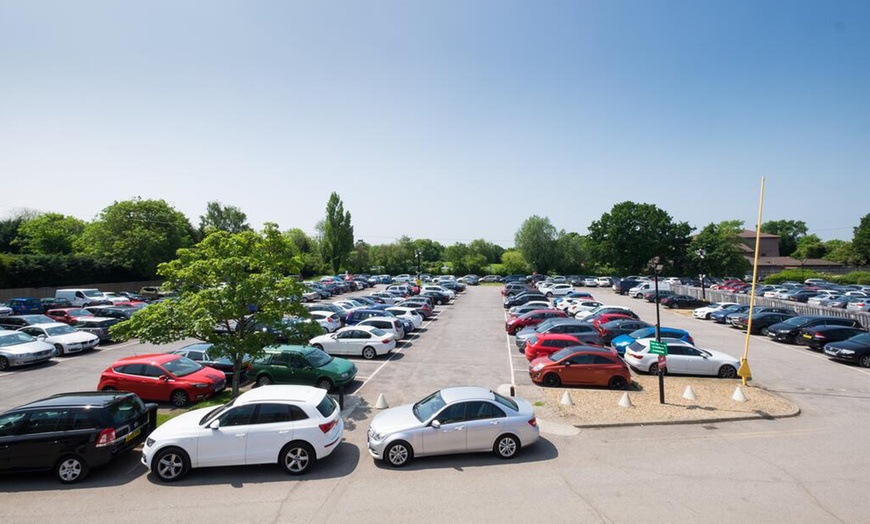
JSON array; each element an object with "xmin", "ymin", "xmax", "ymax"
[{"xmin": 570, "ymin": 403, "xmax": 801, "ymax": 429}]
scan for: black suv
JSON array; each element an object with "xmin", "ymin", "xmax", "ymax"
[
  {"xmin": 0, "ymin": 314, "xmax": 55, "ymax": 330},
  {"xmin": 0, "ymin": 391, "xmax": 157, "ymax": 483}
]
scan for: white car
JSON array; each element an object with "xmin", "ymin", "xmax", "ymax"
[
  {"xmin": 142, "ymin": 385, "xmax": 344, "ymax": 481},
  {"xmin": 357, "ymin": 316, "xmax": 405, "ymax": 340},
  {"xmin": 310, "ymin": 325, "xmax": 397, "ymax": 360},
  {"xmin": 623, "ymin": 338, "xmax": 739, "ymax": 378},
  {"xmin": 509, "ymin": 301, "xmax": 552, "ymax": 316},
  {"xmin": 565, "ymin": 301, "xmax": 605, "ymax": 318},
  {"xmin": 0, "ymin": 305, "xmax": 12, "ymax": 317},
  {"xmin": 0, "ymin": 329, "xmax": 56, "ymax": 370},
  {"xmin": 309, "ymin": 310, "xmax": 342, "ymax": 333},
  {"xmin": 583, "ymin": 278, "xmax": 599, "ymax": 287},
  {"xmin": 17, "ymin": 322, "xmax": 100, "ymax": 355},
  {"xmin": 595, "ymin": 276, "xmax": 612, "ymax": 287},
  {"xmin": 692, "ymin": 302, "xmax": 741, "ymax": 320},
  {"xmin": 574, "ymin": 305, "xmax": 631, "ymax": 320},
  {"xmin": 384, "ymin": 307, "xmax": 423, "ymax": 329},
  {"xmin": 100, "ymin": 292, "xmax": 131, "ymax": 304},
  {"xmin": 542, "ymin": 283, "xmax": 574, "ymax": 297}
]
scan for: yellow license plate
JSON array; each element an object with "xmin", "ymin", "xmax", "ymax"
[
  {"xmin": 802, "ymin": 334, "xmax": 812, "ymax": 339},
  {"xmin": 126, "ymin": 427, "xmax": 142, "ymax": 442}
]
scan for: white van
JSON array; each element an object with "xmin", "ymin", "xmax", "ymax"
[
  {"xmin": 627, "ymin": 282, "xmax": 671, "ymax": 299},
  {"xmin": 55, "ymin": 288, "xmax": 111, "ymax": 307}
]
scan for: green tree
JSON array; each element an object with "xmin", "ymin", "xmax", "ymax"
[
  {"xmin": 501, "ymin": 250, "xmax": 530, "ymax": 274},
  {"xmin": 761, "ymin": 219, "xmax": 808, "ymax": 257},
  {"xmin": 199, "ymin": 201, "xmax": 250, "ymax": 235},
  {"xmin": 822, "ymin": 239, "xmax": 857, "ymax": 265},
  {"xmin": 554, "ymin": 231, "xmax": 586, "ymax": 274},
  {"xmin": 0, "ymin": 208, "xmax": 41, "ymax": 254},
  {"xmin": 111, "ymin": 224, "xmax": 318, "ymax": 397},
  {"xmin": 853, "ymin": 214, "xmax": 870, "ymax": 266},
  {"xmin": 76, "ymin": 198, "xmax": 195, "ymax": 278},
  {"xmin": 13, "ymin": 213, "xmax": 86, "ymax": 255},
  {"xmin": 587, "ymin": 202, "xmax": 693, "ymax": 274},
  {"xmin": 468, "ymin": 239, "xmax": 505, "ymax": 265},
  {"xmin": 514, "ymin": 216, "xmax": 559, "ymax": 274},
  {"xmin": 347, "ymin": 240, "xmax": 373, "ymax": 273},
  {"xmin": 792, "ymin": 234, "xmax": 827, "ymax": 260},
  {"xmin": 689, "ymin": 220, "xmax": 751, "ymax": 277},
  {"xmin": 320, "ymin": 192, "xmax": 354, "ymax": 274}
]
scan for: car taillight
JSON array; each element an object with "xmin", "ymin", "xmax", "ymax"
[
  {"xmin": 813, "ymin": 332, "xmax": 826, "ymax": 339},
  {"xmin": 95, "ymin": 428, "xmax": 116, "ymax": 447},
  {"xmin": 687, "ymin": 336, "xmax": 694, "ymax": 344},
  {"xmin": 598, "ymin": 328, "xmax": 609, "ymax": 336},
  {"xmin": 319, "ymin": 419, "xmax": 337, "ymax": 433},
  {"xmin": 382, "ymin": 338, "xmax": 392, "ymax": 344},
  {"xmin": 528, "ymin": 417, "xmax": 537, "ymax": 427}
]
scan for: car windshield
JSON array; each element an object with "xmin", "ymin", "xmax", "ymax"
[
  {"xmin": 412, "ymin": 391, "xmax": 446, "ymax": 422},
  {"xmin": 782, "ymin": 316, "xmax": 813, "ymax": 326},
  {"xmin": 368, "ymin": 327, "xmax": 387, "ymax": 336},
  {"xmin": 83, "ymin": 290, "xmax": 104, "ymax": 298},
  {"xmin": 0, "ymin": 332, "xmax": 37, "ymax": 346},
  {"xmin": 628, "ymin": 328, "xmax": 655, "ymax": 339},
  {"xmin": 548, "ymin": 348, "xmax": 574, "ymax": 361},
  {"xmin": 305, "ymin": 348, "xmax": 333, "ymax": 367},
  {"xmin": 45, "ymin": 325, "xmax": 77, "ymax": 336},
  {"xmin": 849, "ymin": 333, "xmax": 870, "ymax": 344},
  {"xmin": 68, "ymin": 309, "xmax": 91, "ymax": 317},
  {"xmin": 162, "ymin": 356, "xmax": 203, "ymax": 377}
]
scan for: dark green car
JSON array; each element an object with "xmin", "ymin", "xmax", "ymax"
[{"xmin": 250, "ymin": 345, "xmax": 357, "ymax": 391}]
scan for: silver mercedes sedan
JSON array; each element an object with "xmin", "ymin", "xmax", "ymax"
[{"xmin": 367, "ymin": 386, "xmax": 540, "ymax": 467}]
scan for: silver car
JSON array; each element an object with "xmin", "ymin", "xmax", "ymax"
[
  {"xmin": 0, "ymin": 329, "xmax": 56, "ymax": 371},
  {"xmin": 367, "ymin": 386, "xmax": 540, "ymax": 467}
]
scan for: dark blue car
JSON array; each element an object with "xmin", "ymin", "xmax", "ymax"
[{"xmin": 611, "ymin": 327, "xmax": 694, "ymax": 356}]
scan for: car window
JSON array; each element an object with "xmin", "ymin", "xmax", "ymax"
[
  {"xmin": 268, "ymin": 353, "xmax": 287, "ymax": 366},
  {"xmin": 22, "ymin": 409, "xmax": 69, "ymax": 434},
  {"xmin": 0, "ymin": 412, "xmax": 27, "ymax": 437},
  {"xmin": 186, "ymin": 351, "xmax": 204, "ymax": 361},
  {"xmin": 466, "ymin": 401, "xmax": 506, "ymax": 420},
  {"xmin": 109, "ymin": 396, "xmax": 145, "ymax": 425},
  {"xmin": 289, "ymin": 355, "xmax": 308, "ymax": 368},
  {"xmin": 436, "ymin": 402, "xmax": 467, "ymax": 424},
  {"xmin": 218, "ymin": 405, "xmax": 256, "ymax": 427},
  {"xmin": 316, "ymin": 395, "xmax": 337, "ymax": 417},
  {"xmin": 116, "ymin": 363, "xmax": 144, "ymax": 376},
  {"xmin": 592, "ymin": 355, "xmax": 616, "ymax": 364},
  {"xmin": 142, "ymin": 365, "xmax": 164, "ymax": 378},
  {"xmin": 566, "ymin": 354, "xmax": 596, "ymax": 365},
  {"xmin": 667, "ymin": 346, "xmax": 686, "ymax": 356},
  {"xmin": 252, "ymin": 404, "xmax": 293, "ymax": 424},
  {"xmin": 68, "ymin": 410, "xmax": 100, "ymax": 430}
]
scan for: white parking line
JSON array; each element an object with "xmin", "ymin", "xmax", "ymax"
[{"xmin": 353, "ymin": 313, "xmax": 436, "ymax": 395}]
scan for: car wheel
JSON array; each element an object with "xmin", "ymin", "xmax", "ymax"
[
  {"xmin": 718, "ymin": 365, "xmax": 737, "ymax": 379},
  {"xmin": 493, "ymin": 434, "xmax": 520, "ymax": 459},
  {"xmin": 704, "ymin": 313, "xmax": 712, "ymax": 320},
  {"xmin": 153, "ymin": 447, "xmax": 190, "ymax": 482},
  {"xmin": 385, "ymin": 441, "xmax": 412, "ymax": 467},
  {"xmin": 542, "ymin": 373, "xmax": 561, "ymax": 387},
  {"xmin": 546, "ymin": 292, "xmax": 553, "ymax": 298},
  {"xmin": 608, "ymin": 376, "xmax": 628, "ymax": 390},
  {"xmin": 279, "ymin": 441, "xmax": 315, "ymax": 475},
  {"xmin": 0, "ymin": 356, "xmax": 9, "ymax": 371},
  {"xmin": 648, "ymin": 363, "xmax": 659, "ymax": 375},
  {"xmin": 101, "ymin": 386, "xmax": 116, "ymax": 391},
  {"xmin": 256, "ymin": 374, "xmax": 273, "ymax": 387},
  {"xmin": 316, "ymin": 377, "xmax": 333, "ymax": 391},
  {"xmin": 760, "ymin": 327, "xmax": 770, "ymax": 336},
  {"xmin": 54, "ymin": 343, "xmax": 66, "ymax": 356},
  {"xmin": 56, "ymin": 455, "xmax": 88, "ymax": 484},
  {"xmin": 170, "ymin": 389, "xmax": 190, "ymax": 408},
  {"xmin": 313, "ymin": 343, "xmax": 324, "ymax": 351},
  {"xmin": 362, "ymin": 346, "xmax": 377, "ymax": 360}
]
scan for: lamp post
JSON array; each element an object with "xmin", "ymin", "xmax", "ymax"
[
  {"xmin": 414, "ymin": 250, "xmax": 422, "ymax": 284},
  {"xmin": 695, "ymin": 249, "xmax": 707, "ymax": 301},
  {"xmin": 648, "ymin": 256, "xmax": 665, "ymax": 404}
]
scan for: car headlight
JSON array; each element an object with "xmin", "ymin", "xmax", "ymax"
[
  {"xmin": 840, "ymin": 350, "xmax": 855, "ymax": 355},
  {"xmin": 369, "ymin": 431, "xmax": 384, "ymax": 441},
  {"xmin": 192, "ymin": 383, "xmax": 210, "ymax": 389},
  {"xmin": 341, "ymin": 372, "xmax": 349, "ymax": 378},
  {"xmin": 532, "ymin": 363, "xmax": 545, "ymax": 372}
]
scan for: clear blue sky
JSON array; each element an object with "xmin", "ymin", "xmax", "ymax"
[{"xmin": 2, "ymin": 1, "xmax": 868, "ymax": 246}]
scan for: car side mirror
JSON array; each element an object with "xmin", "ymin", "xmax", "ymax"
[
  {"xmin": 431, "ymin": 420, "xmax": 441, "ymax": 429},
  {"xmin": 159, "ymin": 375, "xmax": 170, "ymax": 382},
  {"xmin": 208, "ymin": 419, "xmax": 220, "ymax": 430},
  {"xmin": 37, "ymin": 334, "xmax": 46, "ymax": 340}
]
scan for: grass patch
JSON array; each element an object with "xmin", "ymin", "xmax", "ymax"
[
  {"xmin": 155, "ymin": 390, "xmax": 236, "ymax": 427},
  {"xmin": 533, "ymin": 401, "xmax": 545, "ymax": 407}
]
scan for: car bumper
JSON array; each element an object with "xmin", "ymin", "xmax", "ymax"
[{"xmin": 823, "ymin": 347, "xmax": 858, "ymax": 362}]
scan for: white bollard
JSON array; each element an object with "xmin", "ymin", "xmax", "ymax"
[
  {"xmin": 375, "ymin": 393, "xmax": 389, "ymax": 409},
  {"xmin": 618, "ymin": 392, "xmax": 633, "ymax": 408},
  {"xmin": 683, "ymin": 386, "xmax": 697, "ymax": 401},
  {"xmin": 732, "ymin": 386, "xmax": 747, "ymax": 403},
  {"xmin": 560, "ymin": 391, "xmax": 574, "ymax": 406}
]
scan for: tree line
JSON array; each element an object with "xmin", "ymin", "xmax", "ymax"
[{"xmin": 2, "ymin": 194, "xmax": 869, "ymax": 288}]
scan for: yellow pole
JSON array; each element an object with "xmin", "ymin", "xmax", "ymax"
[{"xmin": 739, "ymin": 177, "xmax": 766, "ymax": 385}]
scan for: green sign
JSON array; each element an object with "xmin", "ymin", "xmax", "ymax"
[{"xmin": 649, "ymin": 341, "xmax": 668, "ymax": 355}]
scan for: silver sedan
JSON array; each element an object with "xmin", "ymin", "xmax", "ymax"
[{"xmin": 367, "ymin": 386, "xmax": 540, "ymax": 467}]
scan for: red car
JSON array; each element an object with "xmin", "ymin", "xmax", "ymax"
[
  {"xmin": 589, "ymin": 313, "xmax": 636, "ymax": 329},
  {"xmin": 505, "ymin": 309, "xmax": 567, "ymax": 335},
  {"xmin": 529, "ymin": 346, "xmax": 631, "ymax": 389},
  {"xmin": 98, "ymin": 354, "xmax": 226, "ymax": 407},
  {"xmin": 46, "ymin": 307, "xmax": 96, "ymax": 324},
  {"xmin": 525, "ymin": 333, "xmax": 583, "ymax": 361}
]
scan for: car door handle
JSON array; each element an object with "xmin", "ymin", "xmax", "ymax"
[
  {"xmin": 489, "ymin": 421, "xmax": 500, "ymax": 425},
  {"xmin": 455, "ymin": 426, "xmax": 464, "ymax": 431},
  {"xmin": 279, "ymin": 430, "xmax": 290, "ymax": 434},
  {"xmin": 235, "ymin": 434, "xmax": 247, "ymax": 438}
]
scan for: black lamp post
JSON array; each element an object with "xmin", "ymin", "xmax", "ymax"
[
  {"xmin": 648, "ymin": 256, "xmax": 665, "ymax": 404},
  {"xmin": 414, "ymin": 250, "xmax": 422, "ymax": 281},
  {"xmin": 696, "ymin": 249, "xmax": 706, "ymax": 300}
]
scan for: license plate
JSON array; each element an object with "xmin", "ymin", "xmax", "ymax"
[
  {"xmin": 126, "ymin": 427, "xmax": 142, "ymax": 442},
  {"xmin": 802, "ymin": 334, "xmax": 812, "ymax": 339}
]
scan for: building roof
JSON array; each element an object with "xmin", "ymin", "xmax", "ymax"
[{"xmin": 738, "ymin": 230, "xmax": 780, "ymax": 239}]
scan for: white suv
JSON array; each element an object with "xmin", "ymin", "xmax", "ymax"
[{"xmin": 142, "ymin": 385, "xmax": 344, "ymax": 481}]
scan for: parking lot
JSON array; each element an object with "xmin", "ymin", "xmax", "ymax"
[{"xmin": 2, "ymin": 285, "xmax": 870, "ymax": 522}]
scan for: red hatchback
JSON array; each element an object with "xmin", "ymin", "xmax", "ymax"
[
  {"xmin": 98, "ymin": 354, "xmax": 226, "ymax": 407},
  {"xmin": 529, "ymin": 347, "xmax": 631, "ymax": 389},
  {"xmin": 524, "ymin": 334, "xmax": 583, "ymax": 361},
  {"xmin": 505, "ymin": 309, "xmax": 567, "ymax": 335},
  {"xmin": 46, "ymin": 308, "xmax": 95, "ymax": 324}
]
